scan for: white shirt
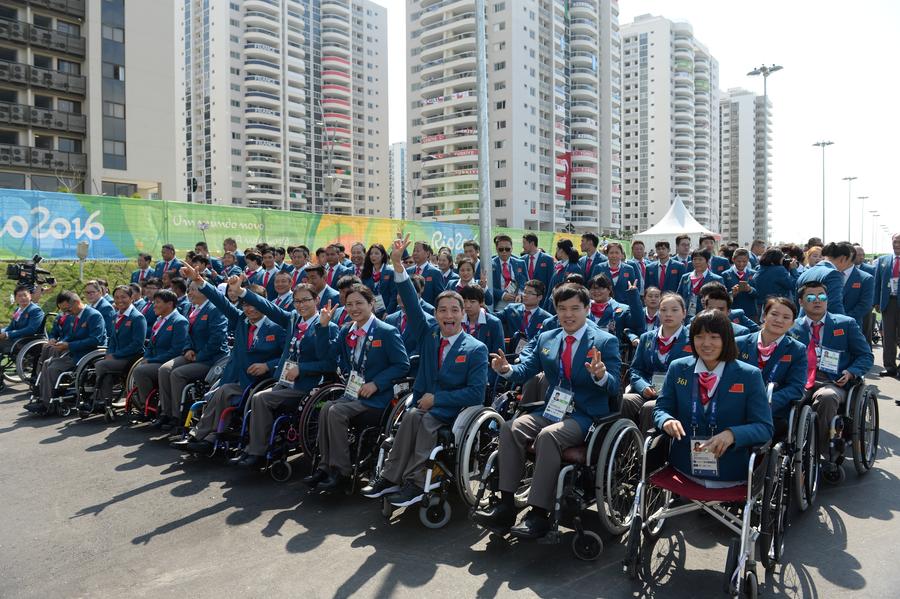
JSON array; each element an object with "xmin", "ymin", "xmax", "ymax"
[
  {"xmin": 692, "ymin": 359, "xmax": 726, "ymax": 397},
  {"xmin": 189, "ymin": 300, "xmax": 209, "ymax": 318},
  {"xmin": 500, "ymin": 321, "xmax": 608, "ymax": 386},
  {"xmin": 841, "ymin": 265, "xmax": 855, "ymax": 286},
  {"xmin": 351, "ymin": 313, "xmax": 377, "ymax": 363},
  {"xmin": 438, "ymin": 330, "xmax": 463, "ymax": 367},
  {"xmin": 462, "ymin": 308, "xmax": 487, "ymax": 330},
  {"xmin": 276, "ymin": 291, "xmax": 293, "ymax": 306}
]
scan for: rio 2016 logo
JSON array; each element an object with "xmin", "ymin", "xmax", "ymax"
[{"xmin": 0, "ymin": 207, "xmax": 106, "ymax": 241}]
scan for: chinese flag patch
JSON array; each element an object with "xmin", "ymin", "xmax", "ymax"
[
  {"xmin": 201, "ymin": 314, "xmax": 208, "ymax": 320},
  {"xmin": 834, "ymin": 329, "xmax": 844, "ymax": 336},
  {"xmin": 780, "ymin": 354, "xmax": 792, "ymax": 362},
  {"xmin": 683, "ymin": 345, "xmax": 693, "ymax": 352},
  {"xmin": 455, "ymin": 355, "xmax": 466, "ymax": 363},
  {"xmin": 265, "ymin": 335, "xmax": 275, "ymax": 341},
  {"xmin": 729, "ymin": 383, "xmax": 744, "ymax": 393},
  {"xmin": 852, "ymin": 282, "xmax": 861, "ymax": 289},
  {"xmin": 372, "ymin": 339, "xmax": 382, "ymax": 347}
]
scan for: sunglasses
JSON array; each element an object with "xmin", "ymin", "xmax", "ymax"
[
  {"xmin": 497, "ymin": 247, "xmax": 512, "ymax": 253},
  {"xmin": 804, "ymin": 293, "xmax": 828, "ymax": 303}
]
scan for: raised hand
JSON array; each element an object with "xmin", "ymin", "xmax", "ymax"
[
  {"xmin": 180, "ymin": 264, "xmax": 202, "ymax": 283},
  {"xmin": 391, "ymin": 232, "xmax": 411, "ymax": 266},
  {"xmin": 490, "ymin": 352, "xmax": 511, "ymax": 374},
  {"xmin": 584, "ymin": 348, "xmax": 607, "ymax": 380},
  {"xmin": 227, "ymin": 275, "xmax": 243, "ymax": 296},
  {"xmin": 627, "ymin": 280, "xmax": 638, "ymax": 292},
  {"xmin": 319, "ymin": 299, "xmax": 335, "ymax": 326}
]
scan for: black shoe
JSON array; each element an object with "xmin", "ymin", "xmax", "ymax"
[
  {"xmin": 160, "ymin": 421, "xmax": 174, "ymax": 432},
  {"xmin": 473, "ymin": 503, "xmax": 518, "ymax": 534},
  {"xmin": 361, "ymin": 476, "xmax": 401, "ymax": 499},
  {"xmin": 235, "ymin": 454, "xmax": 264, "ymax": 469},
  {"xmin": 387, "ymin": 482, "xmax": 425, "ymax": 507},
  {"xmin": 25, "ymin": 403, "xmax": 47, "ymax": 415},
  {"xmin": 169, "ymin": 437, "xmax": 194, "ymax": 449},
  {"xmin": 301, "ymin": 468, "xmax": 330, "ymax": 487},
  {"xmin": 316, "ymin": 472, "xmax": 349, "ymax": 493},
  {"xmin": 510, "ymin": 509, "xmax": 551, "ymax": 540},
  {"xmin": 184, "ymin": 440, "xmax": 214, "ymax": 454},
  {"xmin": 879, "ymin": 369, "xmax": 897, "ymax": 377},
  {"xmin": 150, "ymin": 416, "xmax": 169, "ymax": 429}
]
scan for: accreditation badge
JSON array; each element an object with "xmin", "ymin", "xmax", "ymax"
[
  {"xmin": 543, "ymin": 387, "xmax": 574, "ymax": 422},
  {"xmin": 690, "ymin": 438, "xmax": 719, "ymax": 477}
]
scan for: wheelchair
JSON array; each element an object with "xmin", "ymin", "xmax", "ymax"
[
  {"xmin": 623, "ymin": 433, "xmax": 777, "ymax": 598},
  {"xmin": 174, "ymin": 354, "xmax": 232, "ymax": 435},
  {"xmin": 820, "ymin": 378, "xmax": 879, "ymax": 484},
  {"xmin": 1, "ymin": 335, "xmax": 45, "ymax": 390},
  {"xmin": 474, "ymin": 409, "xmax": 644, "ymax": 560},
  {"xmin": 28, "ymin": 347, "xmax": 107, "ymax": 417},
  {"xmin": 111, "ymin": 358, "xmax": 161, "ymax": 423},
  {"xmin": 75, "ymin": 353, "xmax": 145, "ymax": 420},
  {"xmin": 765, "ymin": 383, "xmax": 819, "ymax": 515}
]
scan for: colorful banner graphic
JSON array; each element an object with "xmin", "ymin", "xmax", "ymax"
[{"xmin": 0, "ymin": 189, "xmax": 601, "ymax": 261}]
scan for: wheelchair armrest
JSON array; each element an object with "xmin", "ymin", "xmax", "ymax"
[
  {"xmin": 517, "ymin": 400, "xmax": 546, "ymax": 409},
  {"xmin": 751, "ymin": 440, "xmax": 772, "ymax": 459},
  {"xmin": 643, "ymin": 430, "xmax": 672, "ymax": 475}
]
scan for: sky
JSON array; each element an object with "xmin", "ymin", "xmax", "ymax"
[{"xmin": 374, "ymin": 0, "xmax": 900, "ymax": 253}]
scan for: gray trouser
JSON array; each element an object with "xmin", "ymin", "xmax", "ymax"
[
  {"xmin": 883, "ymin": 297, "xmax": 899, "ymax": 370},
  {"xmin": 39, "ymin": 354, "xmax": 75, "ymax": 406},
  {"xmin": 382, "ymin": 408, "xmax": 446, "ymax": 488},
  {"xmin": 317, "ymin": 399, "xmax": 376, "ymax": 476},
  {"xmin": 247, "ymin": 385, "xmax": 305, "ymax": 456},
  {"xmin": 520, "ymin": 372, "xmax": 550, "ymax": 406},
  {"xmin": 194, "ymin": 383, "xmax": 243, "ymax": 440},
  {"xmin": 809, "ymin": 382, "xmax": 847, "ymax": 459},
  {"xmin": 94, "ymin": 356, "xmax": 134, "ymax": 403},
  {"xmin": 132, "ymin": 361, "xmax": 162, "ymax": 412},
  {"xmin": 621, "ymin": 392, "xmax": 656, "ymax": 433},
  {"xmin": 0, "ymin": 338, "xmax": 13, "ymax": 355},
  {"xmin": 36, "ymin": 344, "xmax": 65, "ymax": 379},
  {"xmin": 498, "ymin": 414, "xmax": 585, "ymax": 512},
  {"xmin": 862, "ymin": 311, "xmax": 875, "ymax": 346},
  {"xmin": 158, "ymin": 356, "xmax": 211, "ymax": 419}
]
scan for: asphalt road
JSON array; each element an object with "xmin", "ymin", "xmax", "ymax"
[{"xmin": 1, "ymin": 351, "xmax": 899, "ymax": 599}]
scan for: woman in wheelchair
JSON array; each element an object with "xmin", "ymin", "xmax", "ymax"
[
  {"xmin": 301, "ymin": 283, "xmax": 409, "ymax": 492},
  {"xmin": 735, "ymin": 297, "xmax": 808, "ymax": 437},
  {"xmin": 173, "ymin": 267, "xmax": 286, "ymax": 454},
  {"xmin": 474, "ymin": 283, "xmax": 621, "ymax": 539},
  {"xmin": 88, "ymin": 285, "xmax": 147, "ymax": 414},
  {"xmin": 653, "ymin": 309, "xmax": 772, "ymax": 487},
  {"xmin": 0, "ymin": 285, "xmax": 45, "ymax": 391},
  {"xmin": 622, "ymin": 292, "xmax": 692, "ymax": 433},
  {"xmin": 360, "ymin": 234, "xmax": 489, "ymax": 506}
]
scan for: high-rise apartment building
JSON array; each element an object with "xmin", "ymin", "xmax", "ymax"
[
  {"xmin": 178, "ymin": 0, "xmax": 389, "ymax": 216},
  {"xmin": 388, "ymin": 140, "xmax": 406, "ymax": 219},
  {"xmin": 0, "ymin": 0, "xmax": 176, "ymax": 198},
  {"xmin": 620, "ymin": 14, "xmax": 720, "ymax": 233},
  {"xmin": 719, "ymin": 87, "xmax": 772, "ymax": 245},
  {"xmin": 406, "ymin": 0, "xmax": 622, "ymax": 233}
]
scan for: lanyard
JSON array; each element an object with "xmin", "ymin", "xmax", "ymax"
[
  {"xmin": 766, "ymin": 361, "xmax": 781, "ymax": 384},
  {"xmin": 348, "ymin": 330, "xmax": 372, "ymax": 374},
  {"xmin": 289, "ymin": 317, "xmax": 312, "ymax": 358},
  {"xmin": 690, "ymin": 374, "xmax": 718, "ymax": 436}
]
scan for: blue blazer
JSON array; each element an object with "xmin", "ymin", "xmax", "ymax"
[
  {"xmin": 873, "ymin": 253, "xmax": 900, "ymax": 310},
  {"xmin": 543, "ymin": 261, "xmax": 583, "ymax": 313},
  {"xmin": 184, "ymin": 301, "xmax": 229, "ymax": 365},
  {"xmin": 130, "ymin": 268, "xmax": 154, "ymax": 284},
  {"xmin": 209, "ymin": 256, "xmax": 224, "ymax": 274},
  {"xmin": 233, "ymin": 250, "xmax": 246, "ymax": 270},
  {"xmin": 491, "ymin": 256, "xmax": 528, "ymax": 305},
  {"xmin": 385, "ymin": 307, "xmax": 436, "ymax": 377},
  {"xmin": 246, "ymin": 268, "xmax": 266, "ymax": 288},
  {"xmin": 654, "ymin": 357, "xmax": 773, "ymax": 481},
  {"xmin": 240, "ymin": 289, "xmax": 339, "ymax": 393},
  {"xmin": 259, "ymin": 268, "xmax": 282, "ymax": 300},
  {"xmin": 438, "ymin": 269, "xmax": 458, "ymax": 290},
  {"xmin": 137, "ymin": 300, "xmax": 157, "ymax": 338},
  {"xmin": 722, "ymin": 267, "xmax": 759, "ymax": 321},
  {"xmin": 710, "ymin": 255, "xmax": 731, "ymax": 278},
  {"xmin": 270, "ymin": 293, "xmax": 295, "ymax": 313},
  {"xmin": 200, "ymin": 284, "xmax": 286, "ymax": 389},
  {"xmin": 629, "ymin": 327, "xmax": 694, "ymax": 395},
  {"xmin": 842, "ymin": 266, "xmax": 874, "ymax": 329},
  {"xmin": 450, "ymin": 280, "xmax": 494, "ymax": 308},
  {"xmin": 728, "ymin": 309, "xmax": 760, "ymax": 334},
  {"xmin": 677, "ymin": 271, "xmax": 725, "ymax": 317},
  {"xmin": 144, "ymin": 311, "xmax": 190, "ymax": 364},
  {"xmin": 626, "ymin": 258, "xmax": 648, "ymax": 292},
  {"xmin": 591, "ymin": 299, "xmax": 634, "ymax": 345},
  {"xmin": 219, "ymin": 265, "xmax": 243, "ymax": 279},
  {"xmin": 324, "ymin": 263, "xmax": 353, "ymax": 288},
  {"xmin": 522, "ymin": 251, "xmax": 555, "ymax": 291},
  {"xmin": 750, "ymin": 264, "xmax": 796, "ymax": 310},
  {"xmin": 497, "ymin": 303, "xmax": 552, "ymax": 341},
  {"xmin": 464, "ymin": 309, "xmax": 506, "ymax": 385},
  {"xmin": 796, "ymin": 261, "xmax": 846, "ymax": 315},
  {"xmin": 787, "ymin": 314, "xmax": 873, "ymax": 380},
  {"xmin": 508, "ymin": 322, "xmax": 621, "ymax": 432},
  {"xmin": 63, "ymin": 305, "xmax": 107, "ymax": 363},
  {"xmin": 317, "ymin": 285, "xmax": 341, "ymax": 310},
  {"xmin": 644, "ymin": 260, "xmax": 687, "ymax": 294},
  {"xmin": 153, "ymin": 258, "xmax": 184, "ymax": 279},
  {"xmin": 107, "ymin": 305, "xmax": 147, "ymax": 359},
  {"xmin": 49, "ymin": 312, "xmax": 73, "ymax": 341},
  {"xmin": 398, "ymin": 276, "xmax": 487, "ymax": 424},
  {"xmin": 598, "ymin": 262, "xmax": 639, "ymax": 304},
  {"xmin": 362, "ymin": 264, "xmax": 398, "ymax": 317},
  {"xmin": 176, "ymin": 295, "xmax": 191, "ymax": 317},
  {"xmin": 858, "ymin": 262, "xmax": 876, "ymax": 277},
  {"xmin": 736, "ymin": 332, "xmax": 807, "ymax": 419},
  {"xmin": 407, "ymin": 262, "xmax": 446, "ymax": 306},
  {"xmin": 578, "ymin": 251, "xmax": 608, "ymax": 281},
  {"xmin": 316, "ymin": 316, "xmax": 409, "ymax": 410},
  {"xmin": 749, "ymin": 253, "xmax": 759, "ymax": 269},
  {"xmin": 92, "ymin": 298, "xmax": 116, "ymax": 338},
  {"xmin": 3, "ymin": 303, "xmax": 45, "ymax": 340}
]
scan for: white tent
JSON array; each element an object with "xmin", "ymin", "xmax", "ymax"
[{"xmin": 632, "ymin": 196, "xmax": 720, "ymax": 249}]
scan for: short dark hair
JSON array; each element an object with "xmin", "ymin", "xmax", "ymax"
[
  {"xmin": 700, "ymin": 282, "xmax": 731, "ymax": 308},
  {"xmin": 588, "ymin": 273, "xmax": 613, "ymax": 290},
  {"xmin": 13, "ymin": 284, "xmax": 31, "ymax": 296},
  {"xmin": 732, "ymin": 248, "xmax": 750, "ymax": 259},
  {"xmin": 564, "ymin": 273, "xmax": 584, "ymax": 286},
  {"xmin": 631, "ymin": 240, "xmax": 645, "ymax": 248},
  {"xmin": 523, "ymin": 233, "xmax": 539, "ymax": 245},
  {"xmin": 699, "ymin": 234, "xmax": 715, "ymax": 244},
  {"xmin": 822, "ymin": 241, "xmax": 854, "ymax": 260},
  {"xmin": 434, "ymin": 290, "xmax": 464, "ymax": 310},
  {"xmin": 128, "ymin": 283, "xmax": 142, "ymax": 297},
  {"xmin": 456, "ymin": 257, "xmax": 476, "ymax": 273},
  {"xmin": 336, "ymin": 274, "xmax": 362, "ymax": 290},
  {"xmin": 162, "ymin": 243, "xmax": 175, "ymax": 252},
  {"xmin": 292, "ymin": 283, "xmax": 316, "ymax": 300},
  {"xmin": 493, "ymin": 234, "xmax": 512, "ymax": 246},
  {"xmin": 138, "ymin": 252, "xmax": 152, "ymax": 262},
  {"xmin": 751, "ymin": 239, "xmax": 766, "ymax": 249},
  {"xmin": 334, "ymin": 242, "xmax": 345, "ymax": 253},
  {"xmin": 581, "ymin": 232, "xmax": 599, "ymax": 247},
  {"xmin": 675, "ymin": 235, "xmax": 691, "ymax": 246},
  {"xmin": 345, "ymin": 283, "xmax": 374, "ymax": 304},
  {"xmin": 195, "ymin": 241, "xmax": 208, "ymax": 251},
  {"xmin": 57, "ymin": 291, "xmax": 77, "ymax": 305},
  {"xmin": 691, "ymin": 249, "xmax": 711, "ymax": 264},
  {"xmin": 170, "ymin": 278, "xmax": 188, "ymax": 295},
  {"xmin": 142, "ymin": 277, "xmax": 162, "ymax": 289},
  {"xmin": 415, "ymin": 241, "xmax": 434, "ymax": 256},
  {"xmin": 552, "ymin": 283, "xmax": 590, "ymax": 307},
  {"xmin": 655, "ymin": 241, "xmax": 671, "ymax": 250},
  {"xmin": 112, "ymin": 285, "xmax": 131, "ymax": 298},
  {"xmin": 763, "ymin": 297, "xmax": 798, "ymax": 320},
  {"xmin": 261, "ymin": 247, "xmax": 275, "ymax": 257},
  {"xmin": 153, "ymin": 289, "xmax": 177, "ymax": 305},
  {"xmin": 247, "ymin": 284, "xmax": 267, "ymax": 298},
  {"xmin": 274, "ymin": 247, "xmax": 286, "ymax": 257},
  {"xmin": 798, "ymin": 280, "xmax": 827, "ymax": 296},
  {"xmin": 525, "ymin": 279, "xmax": 545, "ymax": 298},
  {"xmin": 689, "ymin": 309, "xmax": 738, "ymax": 362},
  {"xmin": 245, "ymin": 252, "xmax": 262, "ymax": 265},
  {"xmin": 459, "ymin": 285, "xmax": 486, "ymax": 304},
  {"xmin": 305, "ymin": 265, "xmax": 325, "ymax": 277},
  {"xmin": 193, "ymin": 255, "xmax": 210, "ymax": 267},
  {"xmin": 760, "ymin": 248, "xmax": 785, "ymax": 267}
]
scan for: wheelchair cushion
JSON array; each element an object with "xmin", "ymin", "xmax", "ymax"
[
  {"xmin": 649, "ymin": 466, "xmax": 747, "ymax": 503},
  {"xmin": 525, "ymin": 442, "xmax": 587, "ymax": 465}
]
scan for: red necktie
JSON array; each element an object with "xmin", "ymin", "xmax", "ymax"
[
  {"xmin": 657, "ymin": 333, "xmax": 675, "ymax": 355},
  {"xmin": 690, "ymin": 274, "xmax": 704, "ymax": 295},
  {"xmin": 737, "ymin": 270, "xmax": 746, "ymax": 281},
  {"xmin": 263, "ymin": 271, "xmax": 271, "ymax": 287},
  {"xmin": 73, "ymin": 315, "xmax": 79, "ymax": 330},
  {"xmin": 585, "ymin": 256, "xmax": 593, "ymax": 276},
  {"xmin": 437, "ymin": 338, "xmax": 449, "ymax": 369},
  {"xmin": 189, "ymin": 307, "xmax": 200, "ymax": 328},
  {"xmin": 151, "ymin": 317, "xmax": 164, "ymax": 338},
  {"xmin": 646, "ymin": 311, "xmax": 656, "ymax": 326},
  {"xmin": 528, "ymin": 255, "xmax": 535, "ymax": 279},
  {"xmin": 659, "ymin": 263, "xmax": 666, "ymax": 290},
  {"xmin": 247, "ymin": 323, "xmax": 256, "ymax": 349},
  {"xmin": 291, "ymin": 270, "xmax": 300, "ymax": 287},
  {"xmin": 141, "ymin": 302, "xmax": 151, "ymax": 315},
  {"xmin": 638, "ymin": 260, "xmax": 646, "ymax": 280},
  {"xmin": 698, "ymin": 371, "xmax": 717, "ymax": 405},
  {"xmin": 327, "ymin": 267, "xmax": 334, "ymax": 286},
  {"xmin": 416, "ymin": 266, "xmax": 422, "ymax": 276},
  {"xmin": 12, "ymin": 308, "xmax": 21, "ymax": 321},
  {"xmin": 163, "ymin": 261, "xmax": 170, "ymax": 273},
  {"xmin": 400, "ymin": 314, "xmax": 407, "ymax": 333},
  {"xmin": 555, "ymin": 262, "xmax": 564, "ymax": 274},
  {"xmin": 295, "ymin": 321, "xmax": 308, "ymax": 342},
  {"xmin": 339, "ymin": 310, "xmax": 348, "ymax": 326},
  {"xmin": 806, "ymin": 322, "xmax": 823, "ymax": 389},
  {"xmin": 346, "ymin": 328, "xmax": 366, "ymax": 349},
  {"xmin": 893, "ymin": 256, "xmax": 899, "ymax": 279},
  {"xmin": 758, "ymin": 339, "xmax": 777, "ymax": 369},
  {"xmin": 139, "ymin": 270, "xmax": 145, "ymax": 282},
  {"xmin": 502, "ymin": 261, "xmax": 512, "ymax": 286},
  {"xmin": 561, "ymin": 335, "xmax": 576, "ymax": 380},
  {"xmin": 115, "ymin": 313, "xmax": 125, "ymax": 330},
  {"xmin": 521, "ymin": 309, "xmax": 530, "ymax": 333}
]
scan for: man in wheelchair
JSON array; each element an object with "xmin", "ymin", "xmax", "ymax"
[
  {"xmin": 0, "ymin": 285, "xmax": 45, "ymax": 356},
  {"xmin": 360, "ymin": 234, "xmax": 489, "ymax": 506},
  {"xmin": 474, "ymin": 283, "xmax": 621, "ymax": 539},
  {"xmin": 789, "ymin": 282, "xmax": 873, "ymax": 459},
  {"xmin": 89, "ymin": 285, "xmax": 147, "ymax": 413},
  {"xmin": 27, "ymin": 291, "xmax": 106, "ymax": 415}
]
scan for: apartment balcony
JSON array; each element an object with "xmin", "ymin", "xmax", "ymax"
[
  {"xmin": 245, "ymin": 74, "xmax": 280, "ymax": 93},
  {"xmin": 322, "ymin": 97, "xmax": 350, "ymax": 112},
  {"xmin": 245, "ymin": 26, "xmax": 280, "ymax": 45},
  {"xmin": 570, "ymin": 34, "xmax": 594, "ymax": 51},
  {"xmin": 418, "ymin": 128, "xmax": 477, "ymax": 150},
  {"xmin": 321, "ymin": 27, "xmax": 350, "ymax": 44},
  {"xmin": 245, "ymin": 137, "xmax": 282, "ymax": 151},
  {"xmin": 245, "ymin": 10, "xmax": 278, "ymax": 28},
  {"xmin": 570, "ymin": 51, "xmax": 595, "ymax": 68},
  {"xmin": 572, "ymin": 149, "xmax": 598, "ymax": 163},
  {"xmin": 420, "ymin": 110, "xmax": 476, "ymax": 134},
  {"xmin": 418, "ymin": 12, "xmax": 475, "ymax": 45},
  {"xmin": 325, "ymin": 125, "xmax": 351, "ymax": 141},
  {"xmin": 571, "ymin": 84, "xmax": 598, "ymax": 101},
  {"xmin": 0, "ymin": 143, "xmax": 86, "ymax": 171},
  {"xmin": 322, "ymin": 42, "xmax": 350, "ymax": 58},
  {"xmin": 8, "ymin": 0, "xmax": 85, "ymax": 18},
  {"xmin": 322, "ymin": 83, "xmax": 350, "ymax": 99},
  {"xmin": 321, "ymin": 0, "xmax": 351, "ymax": 17},
  {"xmin": 421, "ymin": 147, "xmax": 477, "ymax": 168},
  {"xmin": 322, "ymin": 69, "xmax": 351, "ymax": 85},
  {"xmin": 322, "ymin": 11, "xmax": 351, "ymax": 32},
  {"xmin": 245, "ymin": 58, "xmax": 280, "ymax": 77},
  {"xmin": 246, "ymin": 153, "xmax": 282, "ymax": 169},
  {"xmin": 322, "ymin": 55, "xmax": 351, "ymax": 71},
  {"xmin": 569, "ymin": 0, "xmax": 596, "ymax": 18},
  {"xmin": 0, "ymin": 18, "xmax": 85, "ymax": 57},
  {"xmin": 245, "ymin": 0, "xmax": 280, "ymax": 16},
  {"xmin": 0, "ymin": 101, "xmax": 86, "ymax": 134},
  {"xmin": 244, "ymin": 42, "xmax": 279, "ymax": 61},
  {"xmin": 418, "ymin": 31, "xmax": 476, "ymax": 61},
  {"xmin": 0, "ymin": 60, "xmax": 85, "ymax": 95},
  {"xmin": 420, "ymin": 168, "xmax": 478, "ymax": 186},
  {"xmin": 570, "ymin": 17, "xmax": 598, "ymax": 35}
]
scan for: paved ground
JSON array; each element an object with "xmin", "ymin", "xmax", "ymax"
[{"xmin": 1, "ymin": 351, "xmax": 899, "ymax": 599}]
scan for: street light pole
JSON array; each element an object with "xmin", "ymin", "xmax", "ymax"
[
  {"xmin": 474, "ymin": 0, "xmax": 492, "ymax": 287},
  {"xmin": 813, "ymin": 141, "xmax": 834, "ymax": 241},
  {"xmin": 869, "ymin": 210, "xmax": 879, "ymax": 250},
  {"xmin": 841, "ymin": 176, "xmax": 857, "ymax": 241},
  {"xmin": 747, "ymin": 64, "xmax": 782, "ymax": 242},
  {"xmin": 857, "ymin": 196, "xmax": 869, "ymax": 245}
]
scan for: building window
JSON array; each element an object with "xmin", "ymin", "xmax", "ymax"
[
  {"xmin": 102, "ymin": 25, "xmax": 125, "ymax": 43},
  {"xmin": 102, "ymin": 62, "xmax": 125, "ymax": 81},
  {"xmin": 58, "ymin": 137, "xmax": 82, "ymax": 153},
  {"xmin": 103, "ymin": 101, "xmax": 125, "ymax": 118},
  {"xmin": 103, "ymin": 140, "xmax": 126, "ymax": 155}
]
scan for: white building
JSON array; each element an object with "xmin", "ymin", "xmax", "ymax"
[
  {"xmin": 719, "ymin": 87, "xmax": 772, "ymax": 245},
  {"xmin": 388, "ymin": 141, "xmax": 406, "ymax": 219},
  {"xmin": 0, "ymin": 0, "xmax": 177, "ymax": 198},
  {"xmin": 406, "ymin": 0, "xmax": 622, "ymax": 233},
  {"xmin": 177, "ymin": 0, "xmax": 389, "ymax": 215},
  {"xmin": 620, "ymin": 14, "xmax": 720, "ymax": 233}
]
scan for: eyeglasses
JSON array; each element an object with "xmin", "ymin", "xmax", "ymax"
[
  {"xmin": 522, "ymin": 290, "xmax": 540, "ymax": 297},
  {"xmin": 804, "ymin": 293, "xmax": 828, "ymax": 303},
  {"xmin": 293, "ymin": 296, "xmax": 315, "ymax": 304},
  {"xmin": 497, "ymin": 247, "xmax": 512, "ymax": 253}
]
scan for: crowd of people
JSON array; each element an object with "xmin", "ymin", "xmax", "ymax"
[{"xmin": 2, "ymin": 229, "xmax": 897, "ymax": 541}]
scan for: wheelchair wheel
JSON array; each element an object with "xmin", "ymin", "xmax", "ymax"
[
  {"xmin": 793, "ymin": 407, "xmax": 819, "ymax": 512},
  {"xmin": 419, "ymin": 496, "xmax": 452, "ymax": 529},
  {"xmin": 595, "ymin": 418, "xmax": 643, "ymax": 535},
  {"xmin": 15, "ymin": 339, "xmax": 46, "ymax": 386},
  {"xmin": 269, "ymin": 460, "xmax": 292, "ymax": 483},
  {"xmin": 852, "ymin": 385, "xmax": 879, "ymax": 475},
  {"xmin": 571, "ymin": 530, "xmax": 603, "ymax": 562},
  {"xmin": 642, "ymin": 486, "xmax": 672, "ymax": 541},
  {"xmin": 455, "ymin": 408, "xmax": 505, "ymax": 508},
  {"xmin": 384, "ymin": 392, "xmax": 413, "ymax": 436},
  {"xmin": 760, "ymin": 442, "xmax": 788, "ymax": 571},
  {"xmin": 298, "ymin": 384, "xmax": 345, "ymax": 457},
  {"xmin": 742, "ymin": 570, "xmax": 759, "ymax": 599}
]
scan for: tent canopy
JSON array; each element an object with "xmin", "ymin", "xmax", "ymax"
[{"xmin": 633, "ymin": 196, "xmax": 720, "ymax": 249}]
